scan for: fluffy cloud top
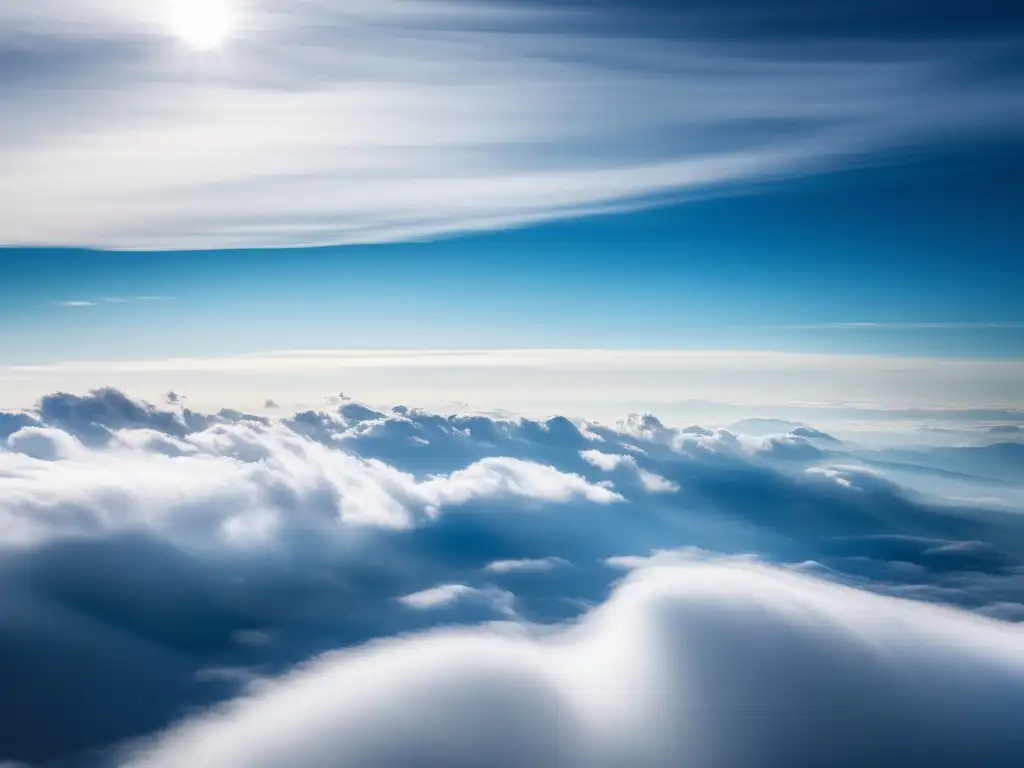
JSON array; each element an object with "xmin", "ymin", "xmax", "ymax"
[
  {"xmin": 1, "ymin": 388, "xmax": 1023, "ymax": 767},
  {"xmin": 0, "ymin": 421, "xmax": 619, "ymax": 549},
  {"xmin": 122, "ymin": 560, "xmax": 1024, "ymax": 768}
]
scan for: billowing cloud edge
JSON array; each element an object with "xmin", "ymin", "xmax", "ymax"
[{"xmin": 119, "ymin": 557, "xmax": 1024, "ymax": 768}]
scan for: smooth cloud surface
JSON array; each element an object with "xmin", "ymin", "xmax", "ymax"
[{"xmin": 123, "ymin": 560, "xmax": 1024, "ymax": 768}]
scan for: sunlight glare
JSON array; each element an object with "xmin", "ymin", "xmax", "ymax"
[{"xmin": 169, "ymin": 0, "xmax": 234, "ymax": 50}]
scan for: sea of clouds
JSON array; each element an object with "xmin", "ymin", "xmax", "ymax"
[{"xmin": 2, "ymin": 388, "xmax": 1024, "ymax": 766}]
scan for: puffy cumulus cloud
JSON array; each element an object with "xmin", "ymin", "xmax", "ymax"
[
  {"xmin": 0, "ymin": 411, "xmax": 41, "ymax": 441},
  {"xmin": 580, "ymin": 450, "xmax": 678, "ymax": 493},
  {"xmin": 580, "ymin": 449, "xmax": 631, "ymax": 472},
  {"xmin": 121, "ymin": 559, "xmax": 1024, "ymax": 768},
  {"xmin": 637, "ymin": 469, "xmax": 679, "ymax": 494},
  {"xmin": 3, "ymin": 388, "xmax": 1024, "ymax": 766},
  {"xmin": 416, "ymin": 458, "xmax": 620, "ymax": 509},
  {"xmin": 5, "ymin": 426, "xmax": 85, "ymax": 462},
  {"xmin": 0, "ymin": 421, "xmax": 619, "ymax": 549},
  {"xmin": 604, "ymin": 416, "xmax": 838, "ymax": 468},
  {"xmin": 36, "ymin": 388, "xmax": 203, "ymax": 443}
]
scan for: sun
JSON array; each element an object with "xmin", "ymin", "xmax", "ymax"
[{"xmin": 168, "ymin": 0, "xmax": 234, "ymax": 50}]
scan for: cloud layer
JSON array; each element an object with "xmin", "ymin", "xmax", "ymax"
[
  {"xmin": 1, "ymin": 388, "xmax": 1023, "ymax": 766},
  {"xmin": 123, "ymin": 560, "xmax": 1024, "ymax": 768},
  {"xmin": 0, "ymin": 0, "xmax": 1020, "ymax": 248}
]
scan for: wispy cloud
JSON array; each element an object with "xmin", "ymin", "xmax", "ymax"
[
  {"xmin": 54, "ymin": 296, "xmax": 173, "ymax": 308},
  {"xmin": 770, "ymin": 322, "xmax": 1024, "ymax": 330},
  {"xmin": 100, "ymin": 296, "xmax": 170, "ymax": 304},
  {"xmin": 0, "ymin": 1, "xmax": 1020, "ymax": 250}
]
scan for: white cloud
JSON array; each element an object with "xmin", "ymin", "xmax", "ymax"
[
  {"xmin": 484, "ymin": 557, "xmax": 569, "ymax": 574},
  {"xmin": 53, "ymin": 296, "xmax": 171, "ymax": 308},
  {"xmin": 120, "ymin": 559, "xmax": 1024, "ymax": 768},
  {"xmin": 637, "ymin": 469, "xmax": 679, "ymax": 494},
  {"xmin": 2, "ymin": 387, "xmax": 1024, "ymax": 766},
  {"xmin": 581, "ymin": 450, "xmax": 633, "ymax": 472},
  {"xmin": 5, "ymin": 426, "xmax": 85, "ymax": 462},
  {"xmin": 581, "ymin": 450, "xmax": 678, "ymax": 493},
  {"xmin": 416, "ymin": 457, "xmax": 621, "ymax": 509},
  {"xmin": 399, "ymin": 584, "xmax": 516, "ymax": 617},
  {"xmin": 0, "ymin": 2, "xmax": 1019, "ymax": 249},
  {"xmin": 0, "ymin": 420, "xmax": 620, "ymax": 549},
  {"xmin": 398, "ymin": 584, "xmax": 477, "ymax": 609},
  {"xmin": 804, "ymin": 464, "xmax": 892, "ymax": 492}
]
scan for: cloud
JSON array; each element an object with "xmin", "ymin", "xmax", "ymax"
[
  {"xmin": 399, "ymin": 584, "xmax": 516, "ymax": 617},
  {"xmin": 2, "ymin": 387, "xmax": 1024, "ymax": 765},
  {"xmin": 399, "ymin": 584, "xmax": 478, "ymax": 609},
  {"xmin": 120, "ymin": 559, "xmax": 1024, "ymax": 768},
  {"xmin": 0, "ymin": 421, "xmax": 620, "ymax": 548},
  {"xmin": 637, "ymin": 469, "xmax": 680, "ymax": 493},
  {"xmin": 100, "ymin": 296, "xmax": 171, "ymax": 304},
  {"xmin": 770, "ymin": 322, "xmax": 1024, "ymax": 330},
  {"xmin": 53, "ymin": 297, "xmax": 172, "ymax": 308},
  {"xmin": 581, "ymin": 450, "xmax": 631, "ymax": 472},
  {"xmin": 580, "ymin": 449, "xmax": 679, "ymax": 493},
  {"xmin": 789, "ymin": 426, "xmax": 839, "ymax": 443},
  {"xmin": 5, "ymin": 426, "xmax": 85, "ymax": 462},
  {"xmin": 0, "ymin": 1, "xmax": 1020, "ymax": 249},
  {"xmin": 484, "ymin": 557, "xmax": 569, "ymax": 574}
]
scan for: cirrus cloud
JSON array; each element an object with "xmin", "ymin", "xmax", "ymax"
[{"xmin": 0, "ymin": 1, "xmax": 1020, "ymax": 249}]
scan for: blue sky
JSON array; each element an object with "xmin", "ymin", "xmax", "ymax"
[
  {"xmin": 2, "ymin": 141, "xmax": 1022, "ymax": 365},
  {"xmin": 0, "ymin": 0, "xmax": 1022, "ymax": 390}
]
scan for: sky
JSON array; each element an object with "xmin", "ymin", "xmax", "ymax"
[
  {"xmin": 3, "ymin": 145, "xmax": 1022, "ymax": 414},
  {"xmin": 4, "ymin": 3, "xmax": 1024, "ymax": 768},
  {"xmin": 1, "ymin": 0, "xmax": 1022, "ymax": 391},
  {"xmin": 0, "ymin": 0, "xmax": 1019, "ymax": 376}
]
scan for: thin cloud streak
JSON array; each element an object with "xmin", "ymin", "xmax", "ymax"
[
  {"xmin": 769, "ymin": 322, "xmax": 1024, "ymax": 330},
  {"xmin": 53, "ymin": 296, "xmax": 173, "ymax": 308}
]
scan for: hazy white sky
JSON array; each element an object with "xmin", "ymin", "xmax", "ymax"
[{"xmin": 3, "ymin": 349, "xmax": 1021, "ymax": 423}]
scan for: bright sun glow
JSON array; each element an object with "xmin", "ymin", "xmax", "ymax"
[{"xmin": 169, "ymin": 0, "xmax": 234, "ymax": 50}]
